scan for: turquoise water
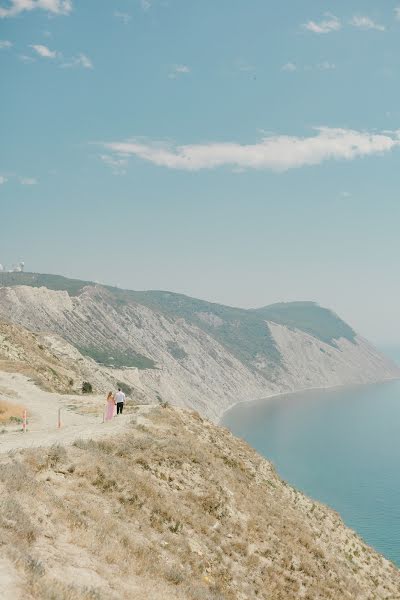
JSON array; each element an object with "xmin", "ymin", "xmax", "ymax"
[{"xmin": 222, "ymin": 379, "xmax": 400, "ymax": 566}]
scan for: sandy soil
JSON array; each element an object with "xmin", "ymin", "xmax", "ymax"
[
  {"xmin": 0, "ymin": 558, "xmax": 20, "ymax": 600},
  {"xmin": 0, "ymin": 372, "xmax": 133, "ymax": 454}
]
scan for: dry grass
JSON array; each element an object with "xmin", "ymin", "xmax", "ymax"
[
  {"xmin": 0, "ymin": 406, "xmax": 399, "ymax": 599},
  {"xmin": 0, "ymin": 399, "xmax": 24, "ymax": 424}
]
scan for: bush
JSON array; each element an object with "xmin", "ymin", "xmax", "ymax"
[
  {"xmin": 82, "ymin": 381, "xmax": 93, "ymax": 394},
  {"xmin": 116, "ymin": 381, "xmax": 133, "ymax": 397}
]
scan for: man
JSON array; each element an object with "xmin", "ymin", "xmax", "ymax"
[{"xmin": 114, "ymin": 387, "xmax": 126, "ymax": 415}]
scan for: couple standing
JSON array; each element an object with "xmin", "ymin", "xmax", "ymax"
[{"xmin": 105, "ymin": 387, "xmax": 126, "ymax": 421}]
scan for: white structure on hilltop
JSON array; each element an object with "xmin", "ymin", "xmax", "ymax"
[
  {"xmin": 13, "ymin": 261, "xmax": 25, "ymax": 272},
  {"xmin": 0, "ymin": 261, "xmax": 25, "ymax": 273}
]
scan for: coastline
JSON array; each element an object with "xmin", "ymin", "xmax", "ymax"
[{"xmin": 218, "ymin": 375, "xmax": 400, "ymax": 426}]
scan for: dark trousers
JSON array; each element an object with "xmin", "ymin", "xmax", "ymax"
[{"xmin": 116, "ymin": 402, "xmax": 124, "ymax": 415}]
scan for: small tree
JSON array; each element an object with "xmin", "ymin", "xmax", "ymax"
[{"xmin": 82, "ymin": 381, "xmax": 93, "ymax": 394}]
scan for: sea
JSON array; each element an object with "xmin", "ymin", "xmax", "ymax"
[{"xmin": 222, "ymin": 348, "xmax": 400, "ymax": 566}]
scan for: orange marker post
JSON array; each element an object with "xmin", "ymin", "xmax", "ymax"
[
  {"xmin": 22, "ymin": 409, "xmax": 27, "ymax": 433},
  {"xmin": 57, "ymin": 408, "xmax": 61, "ymax": 429}
]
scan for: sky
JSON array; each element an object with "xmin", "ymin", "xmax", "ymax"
[{"xmin": 0, "ymin": 0, "xmax": 400, "ymax": 345}]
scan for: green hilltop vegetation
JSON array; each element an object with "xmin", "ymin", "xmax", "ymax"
[{"xmin": 0, "ymin": 272, "xmax": 356, "ymax": 371}]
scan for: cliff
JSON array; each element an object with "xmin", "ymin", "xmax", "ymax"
[{"xmin": 0, "ymin": 273, "xmax": 397, "ymax": 421}]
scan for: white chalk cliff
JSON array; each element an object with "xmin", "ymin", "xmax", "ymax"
[{"xmin": 0, "ymin": 275, "xmax": 398, "ymax": 422}]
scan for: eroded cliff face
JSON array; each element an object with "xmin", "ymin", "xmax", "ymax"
[{"xmin": 0, "ymin": 284, "xmax": 398, "ymax": 422}]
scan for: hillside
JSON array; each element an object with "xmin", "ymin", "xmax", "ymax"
[
  {"xmin": 0, "ymin": 272, "xmax": 398, "ymax": 421},
  {"xmin": 0, "ymin": 404, "xmax": 399, "ymax": 599}
]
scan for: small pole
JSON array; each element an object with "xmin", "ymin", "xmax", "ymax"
[
  {"xmin": 102, "ymin": 406, "xmax": 105, "ymax": 423},
  {"xmin": 22, "ymin": 409, "xmax": 27, "ymax": 433},
  {"xmin": 57, "ymin": 408, "xmax": 61, "ymax": 429}
]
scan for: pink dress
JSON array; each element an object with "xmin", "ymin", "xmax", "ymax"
[{"xmin": 105, "ymin": 398, "xmax": 115, "ymax": 420}]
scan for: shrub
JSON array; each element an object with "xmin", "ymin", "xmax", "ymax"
[
  {"xmin": 116, "ymin": 381, "xmax": 133, "ymax": 397},
  {"xmin": 82, "ymin": 381, "xmax": 93, "ymax": 394}
]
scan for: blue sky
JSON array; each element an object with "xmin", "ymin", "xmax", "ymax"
[{"xmin": 1, "ymin": 0, "xmax": 400, "ymax": 344}]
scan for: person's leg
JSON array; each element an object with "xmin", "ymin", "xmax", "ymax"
[
  {"xmin": 117, "ymin": 402, "xmax": 123, "ymax": 414},
  {"xmin": 119, "ymin": 402, "xmax": 124, "ymax": 414}
]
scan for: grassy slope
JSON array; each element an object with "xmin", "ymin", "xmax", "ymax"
[
  {"xmin": 0, "ymin": 406, "xmax": 398, "ymax": 599},
  {"xmin": 0, "ymin": 273, "xmax": 356, "ymax": 372},
  {"xmin": 253, "ymin": 301, "xmax": 355, "ymax": 346}
]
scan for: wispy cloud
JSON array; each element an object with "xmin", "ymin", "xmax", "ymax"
[
  {"xmin": 30, "ymin": 44, "xmax": 57, "ymax": 59},
  {"xmin": 99, "ymin": 154, "xmax": 128, "ymax": 175},
  {"xmin": 0, "ymin": 39, "xmax": 12, "ymax": 49},
  {"xmin": 19, "ymin": 53, "xmax": 35, "ymax": 62},
  {"xmin": 282, "ymin": 62, "xmax": 297, "ymax": 72},
  {"xmin": 61, "ymin": 52, "xmax": 93, "ymax": 69},
  {"xmin": 101, "ymin": 128, "xmax": 400, "ymax": 172},
  {"xmin": 168, "ymin": 64, "xmax": 190, "ymax": 79},
  {"xmin": 20, "ymin": 177, "xmax": 38, "ymax": 185},
  {"xmin": 350, "ymin": 16, "xmax": 385, "ymax": 31},
  {"xmin": 140, "ymin": 0, "xmax": 151, "ymax": 11},
  {"xmin": 114, "ymin": 11, "xmax": 131, "ymax": 24},
  {"xmin": 283, "ymin": 61, "xmax": 335, "ymax": 73},
  {"xmin": 0, "ymin": 175, "xmax": 7, "ymax": 184},
  {"xmin": 0, "ymin": 0, "xmax": 72, "ymax": 18},
  {"xmin": 318, "ymin": 61, "xmax": 336, "ymax": 71},
  {"xmin": 304, "ymin": 13, "xmax": 341, "ymax": 34},
  {"xmin": 395, "ymin": 7, "xmax": 400, "ymax": 20}
]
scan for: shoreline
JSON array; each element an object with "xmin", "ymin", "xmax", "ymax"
[{"xmin": 218, "ymin": 375, "xmax": 400, "ymax": 425}]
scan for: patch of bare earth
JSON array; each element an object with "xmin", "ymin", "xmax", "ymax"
[{"xmin": 0, "ymin": 405, "xmax": 399, "ymax": 599}]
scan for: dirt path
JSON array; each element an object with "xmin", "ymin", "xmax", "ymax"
[{"xmin": 0, "ymin": 372, "xmax": 137, "ymax": 453}]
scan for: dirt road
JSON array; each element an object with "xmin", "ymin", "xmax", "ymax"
[{"xmin": 0, "ymin": 372, "xmax": 134, "ymax": 453}]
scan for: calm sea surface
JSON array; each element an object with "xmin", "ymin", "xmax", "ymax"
[{"xmin": 222, "ymin": 379, "xmax": 400, "ymax": 566}]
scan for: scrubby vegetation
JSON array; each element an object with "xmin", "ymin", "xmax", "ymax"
[
  {"xmin": 0, "ymin": 406, "xmax": 398, "ymax": 599},
  {"xmin": 81, "ymin": 381, "xmax": 93, "ymax": 394},
  {"xmin": 167, "ymin": 342, "xmax": 188, "ymax": 361},
  {"xmin": 254, "ymin": 302, "xmax": 356, "ymax": 346},
  {"xmin": 116, "ymin": 381, "xmax": 134, "ymax": 397},
  {"xmin": 77, "ymin": 346, "xmax": 156, "ymax": 370},
  {"xmin": 0, "ymin": 399, "xmax": 24, "ymax": 424}
]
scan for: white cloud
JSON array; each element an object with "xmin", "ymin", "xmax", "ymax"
[
  {"xmin": 318, "ymin": 61, "xmax": 336, "ymax": 70},
  {"xmin": 20, "ymin": 177, "xmax": 38, "ymax": 185},
  {"xmin": 0, "ymin": 0, "xmax": 71, "ymax": 18},
  {"xmin": 61, "ymin": 52, "xmax": 93, "ymax": 69},
  {"xmin": 114, "ymin": 11, "xmax": 131, "ymax": 24},
  {"xmin": 140, "ymin": 0, "xmax": 151, "ymax": 11},
  {"xmin": 19, "ymin": 53, "xmax": 35, "ymax": 62},
  {"xmin": 395, "ymin": 7, "xmax": 400, "ymax": 20},
  {"xmin": 350, "ymin": 16, "xmax": 385, "ymax": 31},
  {"xmin": 101, "ymin": 128, "xmax": 400, "ymax": 172},
  {"xmin": 0, "ymin": 176, "xmax": 7, "ymax": 184},
  {"xmin": 304, "ymin": 13, "xmax": 341, "ymax": 34},
  {"xmin": 0, "ymin": 39, "xmax": 12, "ymax": 48},
  {"xmin": 99, "ymin": 154, "xmax": 128, "ymax": 175},
  {"xmin": 282, "ymin": 62, "xmax": 297, "ymax": 72},
  {"xmin": 284, "ymin": 61, "xmax": 336, "ymax": 73},
  {"xmin": 168, "ymin": 64, "xmax": 190, "ymax": 79},
  {"xmin": 30, "ymin": 44, "xmax": 57, "ymax": 58}
]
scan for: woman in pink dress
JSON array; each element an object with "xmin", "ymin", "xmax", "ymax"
[{"xmin": 105, "ymin": 391, "xmax": 115, "ymax": 421}]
